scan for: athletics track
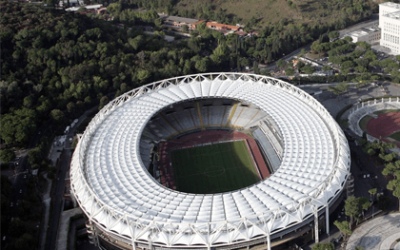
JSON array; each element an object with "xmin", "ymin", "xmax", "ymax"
[{"xmin": 366, "ymin": 112, "xmax": 400, "ymax": 145}]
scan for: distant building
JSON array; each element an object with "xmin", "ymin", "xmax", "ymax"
[
  {"xmin": 344, "ymin": 26, "xmax": 381, "ymax": 44},
  {"xmin": 379, "ymin": 2, "xmax": 400, "ymax": 55},
  {"xmin": 65, "ymin": 4, "xmax": 105, "ymax": 14},
  {"xmin": 162, "ymin": 16, "xmax": 202, "ymax": 30},
  {"xmin": 206, "ymin": 22, "xmax": 240, "ymax": 32},
  {"xmin": 59, "ymin": 0, "xmax": 83, "ymax": 7}
]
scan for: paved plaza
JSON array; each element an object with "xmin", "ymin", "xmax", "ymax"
[{"xmin": 346, "ymin": 213, "xmax": 400, "ymax": 250}]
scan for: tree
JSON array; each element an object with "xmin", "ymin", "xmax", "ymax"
[
  {"xmin": 379, "ymin": 152, "xmax": 398, "ymax": 162},
  {"xmin": 312, "ymin": 243, "xmax": 334, "ymax": 250},
  {"xmin": 387, "ymin": 170, "xmax": 400, "ymax": 211},
  {"xmin": 253, "ymin": 61, "xmax": 260, "ymax": 74},
  {"xmin": 334, "ymin": 220, "xmax": 352, "ymax": 240},
  {"xmin": 67, "ymin": 102, "xmax": 76, "ymax": 114},
  {"xmin": 378, "ymin": 195, "xmax": 391, "ymax": 211},
  {"xmin": 345, "ymin": 196, "xmax": 362, "ymax": 225},
  {"xmin": 137, "ymin": 69, "xmax": 150, "ymax": 84},
  {"xmin": 276, "ymin": 59, "xmax": 285, "ymax": 69},
  {"xmin": 341, "ymin": 60, "xmax": 355, "ymax": 71},
  {"xmin": 182, "ymin": 24, "xmax": 189, "ymax": 33},
  {"xmin": 28, "ymin": 147, "xmax": 42, "ymax": 166},
  {"xmin": 354, "ymin": 246, "xmax": 364, "ymax": 250},
  {"xmin": 383, "ymin": 160, "xmax": 400, "ymax": 177},
  {"xmin": 302, "ymin": 65, "xmax": 315, "ymax": 74},
  {"xmin": 285, "ymin": 68, "xmax": 295, "ymax": 75},
  {"xmin": 368, "ymin": 188, "xmax": 377, "ymax": 202},
  {"xmin": 50, "ymin": 109, "xmax": 65, "ymax": 123},
  {"xmin": 0, "ymin": 149, "xmax": 15, "ymax": 164},
  {"xmin": 366, "ymin": 139, "xmax": 396, "ymax": 156},
  {"xmin": 1, "ymin": 109, "xmax": 37, "ymax": 145},
  {"xmin": 15, "ymin": 233, "xmax": 36, "ymax": 250},
  {"xmin": 8, "ymin": 218, "xmax": 27, "ymax": 238},
  {"xmin": 195, "ymin": 57, "xmax": 210, "ymax": 72},
  {"xmin": 358, "ymin": 197, "xmax": 370, "ymax": 220},
  {"xmin": 23, "ymin": 96, "xmax": 34, "ymax": 108},
  {"xmin": 99, "ymin": 96, "xmax": 110, "ymax": 110},
  {"xmin": 344, "ymin": 36, "xmax": 353, "ymax": 42},
  {"xmin": 328, "ymin": 31, "xmax": 340, "ymax": 40},
  {"xmin": 322, "ymin": 65, "xmax": 332, "ymax": 71},
  {"xmin": 210, "ymin": 44, "xmax": 228, "ymax": 65},
  {"xmin": 328, "ymin": 82, "xmax": 349, "ymax": 99}
]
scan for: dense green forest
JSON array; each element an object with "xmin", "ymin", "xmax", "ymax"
[
  {"xmin": 0, "ymin": 0, "xmax": 380, "ymax": 147},
  {"xmin": 0, "ymin": 1, "xmax": 227, "ymax": 146}
]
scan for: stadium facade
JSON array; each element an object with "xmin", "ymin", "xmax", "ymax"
[{"xmin": 70, "ymin": 73, "xmax": 351, "ymax": 250}]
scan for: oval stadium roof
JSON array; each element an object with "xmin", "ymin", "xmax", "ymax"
[{"xmin": 70, "ymin": 73, "xmax": 350, "ymax": 248}]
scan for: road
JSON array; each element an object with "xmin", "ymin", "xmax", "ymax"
[
  {"xmin": 8, "ymin": 123, "xmax": 51, "ymax": 218},
  {"xmin": 299, "ymin": 81, "xmax": 398, "ymax": 118},
  {"xmin": 46, "ymin": 145, "xmax": 72, "ymax": 250},
  {"xmin": 338, "ymin": 14, "xmax": 379, "ymax": 38},
  {"xmin": 45, "ymin": 106, "xmax": 98, "ymax": 250},
  {"xmin": 259, "ymin": 43, "xmax": 312, "ymax": 72}
]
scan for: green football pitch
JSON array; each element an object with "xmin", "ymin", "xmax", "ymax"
[{"xmin": 171, "ymin": 140, "xmax": 260, "ymax": 194}]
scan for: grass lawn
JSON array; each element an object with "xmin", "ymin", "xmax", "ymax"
[
  {"xmin": 388, "ymin": 131, "xmax": 400, "ymax": 142},
  {"xmin": 359, "ymin": 115, "xmax": 373, "ymax": 132},
  {"xmin": 171, "ymin": 140, "xmax": 259, "ymax": 194},
  {"xmin": 374, "ymin": 109, "xmax": 400, "ymax": 115}
]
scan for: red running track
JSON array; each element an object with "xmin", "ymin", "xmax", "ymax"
[
  {"xmin": 157, "ymin": 130, "xmax": 270, "ymax": 190},
  {"xmin": 367, "ymin": 112, "xmax": 400, "ymax": 144}
]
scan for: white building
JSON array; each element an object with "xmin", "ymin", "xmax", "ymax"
[
  {"xmin": 379, "ymin": 2, "xmax": 400, "ymax": 55},
  {"xmin": 59, "ymin": 0, "xmax": 83, "ymax": 7},
  {"xmin": 344, "ymin": 26, "xmax": 381, "ymax": 44}
]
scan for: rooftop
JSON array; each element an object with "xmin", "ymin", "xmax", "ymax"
[
  {"xmin": 85, "ymin": 4, "xmax": 102, "ymax": 9},
  {"xmin": 380, "ymin": 2, "xmax": 400, "ymax": 9},
  {"xmin": 163, "ymin": 15, "xmax": 199, "ymax": 24},
  {"xmin": 70, "ymin": 73, "xmax": 350, "ymax": 248},
  {"xmin": 206, "ymin": 22, "xmax": 240, "ymax": 31},
  {"xmin": 383, "ymin": 10, "xmax": 400, "ymax": 19},
  {"xmin": 344, "ymin": 25, "xmax": 380, "ymax": 37}
]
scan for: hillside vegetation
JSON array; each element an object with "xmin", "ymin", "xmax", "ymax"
[{"xmin": 131, "ymin": 0, "xmax": 378, "ymax": 29}]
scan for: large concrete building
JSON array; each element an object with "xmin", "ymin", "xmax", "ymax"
[
  {"xmin": 70, "ymin": 73, "xmax": 350, "ymax": 250},
  {"xmin": 379, "ymin": 2, "xmax": 400, "ymax": 55},
  {"xmin": 344, "ymin": 26, "xmax": 381, "ymax": 44}
]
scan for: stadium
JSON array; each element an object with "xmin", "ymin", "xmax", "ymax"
[{"xmin": 70, "ymin": 73, "xmax": 351, "ymax": 250}]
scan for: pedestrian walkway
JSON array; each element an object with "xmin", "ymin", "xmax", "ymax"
[
  {"xmin": 39, "ymin": 173, "xmax": 52, "ymax": 250},
  {"xmin": 346, "ymin": 213, "xmax": 400, "ymax": 250},
  {"xmin": 56, "ymin": 207, "xmax": 83, "ymax": 250}
]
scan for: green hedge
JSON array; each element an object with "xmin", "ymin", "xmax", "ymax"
[{"xmin": 336, "ymin": 104, "xmax": 353, "ymax": 121}]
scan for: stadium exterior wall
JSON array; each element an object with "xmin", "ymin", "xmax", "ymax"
[{"xmin": 70, "ymin": 73, "xmax": 351, "ymax": 250}]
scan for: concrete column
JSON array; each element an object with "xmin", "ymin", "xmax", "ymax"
[
  {"xmin": 267, "ymin": 233, "xmax": 271, "ymax": 250},
  {"xmin": 326, "ymin": 206, "xmax": 330, "ymax": 235},
  {"xmin": 314, "ymin": 209, "xmax": 319, "ymax": 243},
  {"xmin": 133, "ymin": 242, "xmax": 137, "ymax": 250},
  {"xmin": 95, "ymin": 233, "xmax": 100, "ymax": 247}
]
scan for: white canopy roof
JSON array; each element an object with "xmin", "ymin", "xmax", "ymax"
[{"xmin": 70, "ymin": 73, "xmax": 350, "ymax": 248}]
